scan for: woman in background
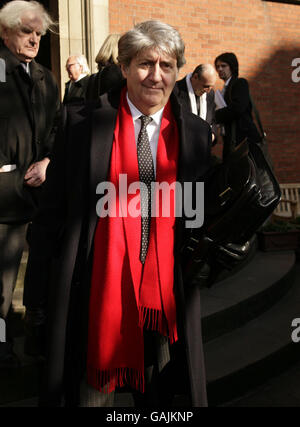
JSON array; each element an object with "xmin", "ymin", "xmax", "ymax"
[{"xmin": 86, "ymin": 34, "xmax": 123, "ymax": 100}]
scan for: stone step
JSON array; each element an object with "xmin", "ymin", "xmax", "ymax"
[
  {"xmin": 201, "ymin": 251, "xmax": 296, "ymax": 342},
  {"xmin": 205, "ymin": 260, "xmax": 300, "ymax": 406}
]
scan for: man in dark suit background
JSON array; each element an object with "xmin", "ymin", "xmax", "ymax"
[
  {"xmin": 175, "ymin": 63, "xmax": 217, "ymax": 143},
  {"xmin": 214, "ymin": 52, "xmax": 261, "ymax": 158},
  {"xmin": 0, "ymin": 0, "xmax": 60, "ymax": 365},
  {"xmin": 63, "ymin": 54, "xmax": 90, "ymax": 104}
]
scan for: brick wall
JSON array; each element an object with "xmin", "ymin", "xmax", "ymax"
[{"xmin": 109, "ymin": 0, "xmax": 300, "ymax": 183}]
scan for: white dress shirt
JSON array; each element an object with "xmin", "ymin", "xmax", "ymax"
[
  {"xmin": 186, "ymin": 73, "xmax": 207, "ymax": 120},
  {"xmin": 126, "ymin": 93, "xmax": 164, "ymax": 177}
]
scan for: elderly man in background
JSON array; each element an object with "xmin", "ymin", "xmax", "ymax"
[
  {"xmin": 175, "ymin": 63, "xmax": 217, "ymax": 143},
  {"xmin": 63, "ymin": 54, "xmax": 91, "ymax": 104},
  {"xmin": 25, "ymin": 20, "xmax": 212, "ymax": 407},
  {"xmin": 0, "ymin": 0, "xmax": 60, "ymax": 366}
]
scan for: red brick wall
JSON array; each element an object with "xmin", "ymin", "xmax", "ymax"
[{"xmin": 109, "ymin": 0, "xmax": 300, "ymax": 183}]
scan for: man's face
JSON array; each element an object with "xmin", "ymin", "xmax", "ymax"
[
  {"xmin": 121, "ymin": 48, "xmax": 178, "ymax": 115},
  {"xmin": 3, "ymin": 11, "xmax": 43, "ymax": 62},
  {"xmin": 66, "ymin": 56, "xmax": 83, "ymax": 81},
  {"xmin": 215, "ymin": 61, "xmax": 232, "ymax": 81},
  {"xmin": 191, "ymin": 72, "xmax": 216, "ymax": 96}
]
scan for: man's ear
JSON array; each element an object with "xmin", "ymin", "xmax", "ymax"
[
  {"xmin": 2, "ymin": 26, "xmax": 10, "ymax": 42},
  {"xmin": 120, "ymin": 63, "xmax": 128, "ymax": 79}
]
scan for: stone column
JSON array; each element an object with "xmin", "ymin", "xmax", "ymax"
[{"xmin": 53, "ymin": 0, "xmax": 109, "ymax": 97}]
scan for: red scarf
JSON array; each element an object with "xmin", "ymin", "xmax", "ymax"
[{"xmin": 86, "ymin": 88, "xmax": 179, "ymax": 394}]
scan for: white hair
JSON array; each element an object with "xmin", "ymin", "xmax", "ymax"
[
  {"xmin": 67, "ymin": 54, "xmax": 90, "ymax": 75},
  {"xmin": 0, "ymin": 0, "xmax": 54, "ymax": 38}
]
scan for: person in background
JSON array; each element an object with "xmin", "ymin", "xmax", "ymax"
[
  {"xmin": 0, "ymin": 0, "xmax": 60, "ymax": 366},
  {"xmin": 175, "ymin": 63, "xmax": 217, "ymax": 144},
  {"xmin": 24, "ymin": 20, "xmax": 212, "ymax": 407},
  {"xmin": 86, "ymin": 33, "xmax": 124, "ymax": 100},
  {"xmin": 214, "ymin": 52, "xmax": 261, "ymax": 159},
  {"xmin": 63, "ymin": 54, "xmax": 90, "ymax": 104}
]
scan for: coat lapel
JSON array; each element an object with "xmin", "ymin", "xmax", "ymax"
[
  {"xmin": 87, "ymin": 101, "xmax": 119, "ymax": 254},
  {"xmin": 171, "ymin": 93, "xmax": 200, "ymax": 184}
]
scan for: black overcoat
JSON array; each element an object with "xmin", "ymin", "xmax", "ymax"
[
  {"xmin": 26, "ymin": 84, "xmax": 212, "ymax": 407},
  {"xmin": 63, "ymin": 75, "xmax": 90, "ymax": 104},
  {"xmin": 215, "ymin": 77, "xmax": 261, "ymax": 158},
  {"xmin": 0, "ymin": 42, "xmax": 61, "ymax": 223}
]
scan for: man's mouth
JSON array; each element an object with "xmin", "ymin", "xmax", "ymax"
[{"xmin": 144, "ymin": 86, "xmax": 162, "ymax": 91}]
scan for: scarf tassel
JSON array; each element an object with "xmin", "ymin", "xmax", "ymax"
[
  {"xmin": 87, "ymin": 367, "xmax": 145, "ymax": 394},
  {"xmin": 138, "ymin": 305, "xmax": 177, "ymax": 344},
  {"xmin": 138, "ymin": 306, "xmax": 163, "ymax": 333}
]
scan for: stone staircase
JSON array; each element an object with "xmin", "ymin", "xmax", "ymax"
[
  {"xmin": 1, "ymin": 249, "xmax": 300, "ymax": 407},
  {"xmin": 203, "ymin": 250, "xmax": 300, "ymax": 406}
]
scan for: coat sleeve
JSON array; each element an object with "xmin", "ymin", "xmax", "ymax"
[
  {"xmin": 23, "ymin": 106, "xmax": 68, "ymax": 307},
  {"xmin": 42, "ymin": 73, "xmax": 62, "ymax": 160},
  {"xmin": 215, "ymin": 78, "xmax": 251, "ymax": 124}
]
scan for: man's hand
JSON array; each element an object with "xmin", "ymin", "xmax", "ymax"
[{"xmin": 24, "ymin": 157, "xmax": 50, "ymax": 187}]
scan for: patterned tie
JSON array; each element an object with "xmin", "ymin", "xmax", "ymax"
[{"xmin": 137, "ymin": 115, "xmax": 154, "ymax": 263}]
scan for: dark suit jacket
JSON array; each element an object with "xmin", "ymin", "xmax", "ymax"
[
  {"xmin": 85, "ymin": 63, "xmax": 124, "ymax": 101},
  {"xmin": 25, "ymin": 84, "xmax": 212, "ymax": 407},
  {"xmin": 215, "ymin": 77, "xmax": 262, "ymax": 158},
  {"xmin": 174, "ymin": 76, "xmax": 217, "ymax": 142},
  {"xmin": 0, "ymin": 42, "xmax": 61, "ymax": 223},
  {"xmin": 63, "ymin": 75, "xmax": 90, "ymax": 104}
]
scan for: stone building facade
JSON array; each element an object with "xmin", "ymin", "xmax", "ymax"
[{"xmin": 26, "ymin": 0, "xmax": 300, "ymax": 182}]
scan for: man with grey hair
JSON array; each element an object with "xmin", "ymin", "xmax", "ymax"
[
  {"xmin": 63, "ymin": 54, "xmax": 91, "ymax": 104},
  {"xmin": 175, "ymin": 63, "xmax": 217, "ymax": 143},
  {"xmin": 0, "ymin": 0, "xmax": 60, "ymax": 366},
  {"xmin": 25, "ymin": 20, "xmax": 211, "ymax": 407}
]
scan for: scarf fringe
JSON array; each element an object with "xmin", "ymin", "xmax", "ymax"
[
  {"xmin": 138, "ymin": 305, "xmax": 163, "ymax": 332},
  {"xmin": 87, "ymin": 367, "xmax": 145, "ymax": 394},
  {"xmin": 138, "ymin": 305, "xmax": 178, "ymax": 344}
]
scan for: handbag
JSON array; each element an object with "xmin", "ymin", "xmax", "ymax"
[{"xmin": 181, "ymin": 138, "xmax": 281, "ymax": 287}]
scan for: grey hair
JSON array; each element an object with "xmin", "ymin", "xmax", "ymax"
[
  {"xmin": 118, "ymin": 20, "xmax": 186, "ymax": 69},
  {"xmin": 0, "ymin": 0, "xmax": 54, "ymax": 38},
  {"xmin": 68, "ymin": 54, "xmax": 91, "ymax": 74},
  {"xmin": 192, "ymin": 63, "xmax": 216, "ymax": 78}
]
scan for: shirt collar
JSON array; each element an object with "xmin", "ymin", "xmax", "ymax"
[
  {"xmin": 75, "ymin": 73, "xmax": 88, "ymax": 83},
  {"xmin": 225, "ymin": 76, "xmax": 232, "ymax": 87},
  {"xmin": 126, "ymin": 92, "xmax": 164, "ymax": 126},
  {"xmin": 20, "ymin": 61, "xmax": 30, "ymax": 75}
]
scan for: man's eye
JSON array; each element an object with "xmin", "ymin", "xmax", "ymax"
[
  {"xmin": 21, "ymin": 27, "xmax": 32, "ymax": 34},
  {"xmin": 161, "ymin": 63, "xmax": 172, "ymax": 70}
]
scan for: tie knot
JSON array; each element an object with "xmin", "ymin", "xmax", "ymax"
[{"xmin": 139, "ymin": 115, "xmax": 152, "ymax": 128}]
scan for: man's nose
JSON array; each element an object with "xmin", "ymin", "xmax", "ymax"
[
  {"xmin": 150, "ymin": 64, "xmax": 162, "ymax": 82},
  {"xmin": 30, "ymin": 32, "xmax": 39, "ymax": 44}
]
